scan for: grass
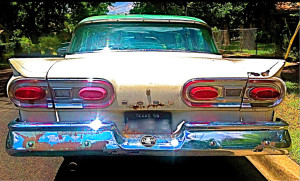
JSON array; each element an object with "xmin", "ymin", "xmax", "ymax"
[
  {"xmin": 285, "ymin": 81, "xmax": 300, "ymax": 94},
  {"xmin": 275, "ymin": 81, "xmax": 299, "ymax": 163},
  {"xmin": 221, "ymin": 42, "xmax": 276, "ymax": 56}
]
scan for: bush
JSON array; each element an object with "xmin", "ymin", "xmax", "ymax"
[
  {"xmin": 19, "ymin": 36, "xmax": 34, "ymax": 54},
  {"xmin": 39, "ymin": 35, "xmax": 62, "ymax": 55},
  {"xmin": 211, "ymin": 26, "xmax": 220, "ymax": 32},
  {"xmin": 256, "ymin": 30, "xmax": 272, "ymax": 43}
]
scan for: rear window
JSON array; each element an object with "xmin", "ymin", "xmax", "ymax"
[{"xmin": 69, "ymin": 23, "xmax": 219, "ymax": 54}]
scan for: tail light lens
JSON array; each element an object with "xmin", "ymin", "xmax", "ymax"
[
  {"xmin": 249, "ymin": 87, "xmax": 280, "ymax": 100},
  {"xmin": 79, "ymin": 87, "xmax": 107, "ymax": 100},
  {"xmin": 8, "ymin": 78, "xmax": 50, "ymax": 108},
  {"xmin": 189, "ymin": 87, "xmax": 218, "ymax": 100},
  {"xmin": 15, "ymin": 87, "xmax": 46, "ymax": 100}
]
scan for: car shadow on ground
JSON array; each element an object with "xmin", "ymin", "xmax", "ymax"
[{"xmin": 55, "ymin": 156, "xmax": 266, "ymax": 181}]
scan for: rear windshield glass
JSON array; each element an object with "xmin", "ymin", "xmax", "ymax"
[{"xmin": 69, "ymin": 23, "xmax": 219, "ymax": 54}]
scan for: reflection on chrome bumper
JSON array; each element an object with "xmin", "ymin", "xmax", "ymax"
[{"xmin": 6, "ymin": 119, "xmax": 291, "ymax": 156}]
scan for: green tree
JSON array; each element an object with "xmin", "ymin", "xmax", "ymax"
[
  {"xmin": 62, "ymin": 2, "xmax": 111, "ymax": 40},
  {"xmin": 130, "ymin": 2, "xmax": 185, "ymax": 15},
  {"xmin": 0, "ymin": 2, "xmax": 19, "ymax": 32},
  {"xmin": 0, "ymin": 2, "xmax": 111, "ymax": 43},
  {"xmin": 130, "ymin": 2, "xmax": 247, "ymax": 30},
  {"xmin": 130, "ymin": 2, "xmax": 298, "ymax": 59},
  {"xmin": 0, "ymin": 2, "xmax": 112, "ymax": 56}
]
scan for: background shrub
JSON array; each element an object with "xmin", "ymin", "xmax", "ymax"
[{"xmin": 38, "ymin": 35, "xmax": 62, "ymax": 55}]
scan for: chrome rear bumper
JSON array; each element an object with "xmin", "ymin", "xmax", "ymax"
[{"xmin": 6, "ymin": 119, "xmax": 291, "ymax": 156}]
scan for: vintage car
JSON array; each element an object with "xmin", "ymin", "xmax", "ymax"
[{"xmin": 6, "ymin": 15, "xmax": 291, "ymax": 157}]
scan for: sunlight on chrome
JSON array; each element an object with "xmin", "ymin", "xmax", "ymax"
[
  {"xmin": 171, "ymin": 139, "xmax": 179, "ymax": 147},
  {"xmin": 89, "ymin": 118, "xmax": 105, "ymax": 131}
]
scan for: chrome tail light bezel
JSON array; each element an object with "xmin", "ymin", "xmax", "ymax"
[
  {"xmin": 47, "ymin": 78, "xmax": 115, "ymax": 108},
  {"xmin": 8, "ymin": 77, "xmax": 116, "ymax": 109},
  {"xmin": 243, "ymin": 77, "xmax": 286, "ymax": 108},
  {"xmin": 7, "ymin": 78, "xmax": 51, "ymax": 108},
  {"xmin": 182, "ymin": 77, "xmax": 286, "ymax": 108},
  {"xmin": 181, "ymin": 78, "xmax": 247, "ymax": 108}
]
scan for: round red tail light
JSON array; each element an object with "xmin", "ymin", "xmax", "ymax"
[
  {"xmin": 15, "ymin": 87, "xmax": 46, "ymax": 100},
  {"xmin": 79, "ymin": 87, "xmax": 107, "ymax": 100},
  {"xmin": 249, "ymin": 87, "xmax": 280, "ymax": 100},
  {"xmin": 189, "ymin": 86, "xmax": 219, "ymax": 100}
]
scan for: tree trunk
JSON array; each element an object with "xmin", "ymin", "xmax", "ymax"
[
  {"xmin": 270, "ymin": 14, "xmax": 285, "ymax": 57},
  {"xmin": 223, "ymin": 23, "xmax": 230, "ymax": 46}
]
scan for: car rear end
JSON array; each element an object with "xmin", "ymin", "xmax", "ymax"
[
  {"xmin": 6, "ymin": 64, "xmax": 291, "ymax": 156},
  {"xmin": 5, "ymin": 15, "xmax": 291, "ymax": 157}
]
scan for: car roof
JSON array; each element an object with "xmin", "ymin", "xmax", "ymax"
[{"xmin": 79, "ymin": 14, "xmax": 208, "ymax": 26}]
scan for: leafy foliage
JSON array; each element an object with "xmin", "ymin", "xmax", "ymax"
[
  {"xmin": 130, "ymin": 2, "xmax": 187, "ymax": 15},
  {"xmin": 0, "ymin": 2, "xmax": 111, "ymax": 42},
  {"xmin": 19, "ymin": 36, "xmax": 34, "ymax": 54},
  {"xmin": 130, "ymin": 2, "xmax": 299, "ymax": 60},
  {"xmin": 0, "ymin": 2, "xmax": 111, "ymax": 57},
  {"xmin": 130, "ymin": 2, "xmax": 247, "ymax": 30},
  {"xmin": 0, "ymin": 2, "xmax": 298, "ymax": 60},
  {"xmin": 39, "ymin": 35, "xmax": 62, "ymax": 55}
]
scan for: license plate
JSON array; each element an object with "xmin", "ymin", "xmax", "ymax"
[{"xmin": 124, "ymin": 111, "xmax": 172, "ymax": 134}]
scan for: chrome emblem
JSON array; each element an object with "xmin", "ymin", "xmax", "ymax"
[{"xmin": 141, "ymin": 135, "xmax": 156, "ymax": 147}]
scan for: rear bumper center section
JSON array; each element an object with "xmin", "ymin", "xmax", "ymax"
[{"xmin": 6, "ymin": 119, "xmax": 291, "ymax": 156}]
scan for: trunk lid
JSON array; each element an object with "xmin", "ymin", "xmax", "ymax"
[
  {"xmin": 46, "ymin": 52, "xmax": 284, "ymax": 110},
  {"xmin": 47, "ymin": 51, "xmax": 285, "ymax": 80}
]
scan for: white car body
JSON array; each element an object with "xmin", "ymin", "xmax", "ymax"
[{"xmin": 5, "ymin": 15, "xmax": 290, "ymax": 156}]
